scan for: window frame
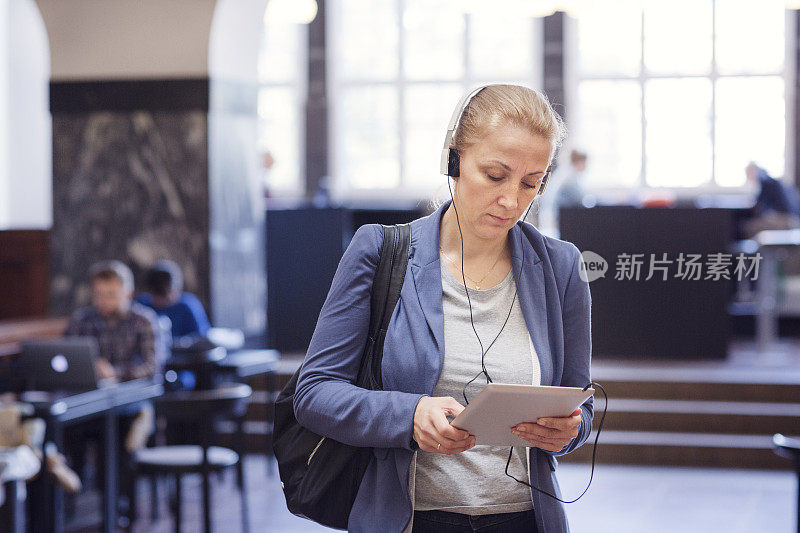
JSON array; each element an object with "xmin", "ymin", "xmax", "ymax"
[
  {"xmin": 257, "ymin": 20, "xmax": 310, "ymax": 198},
  {"xmin": 567, "ymin": 2, "xmax": 796, "ymax": 195},
  {"xmin": 327, "ymin": 0, "xmax": 544, "ymax": 202}
]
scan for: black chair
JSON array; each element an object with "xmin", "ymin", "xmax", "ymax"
[
  {"xmin": 129, "ymin": 383, "xmax": 252, "ymax": 533},
  {"xmin": 773, "ymin": 433, "xmax": 800, "ymax": 533}
]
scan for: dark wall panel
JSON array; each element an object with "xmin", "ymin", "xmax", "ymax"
[{"xmin": 560, "ymin": 206, "xmax": 735, "ymax": 359}]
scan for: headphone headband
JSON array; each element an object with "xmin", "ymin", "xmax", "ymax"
[
  {"xmin": 440, "ymin": 84, "xmax": 552, "ymax": 196},
  {"xmin": 440, "ymin": 85, "xmax": 489, "ymax": 176}
]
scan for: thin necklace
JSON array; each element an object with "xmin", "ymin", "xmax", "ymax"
[{"xmin": 440, "ymin": 247, "xmax": 504, "ymax": 290}]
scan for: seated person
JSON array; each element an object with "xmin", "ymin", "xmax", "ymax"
[
  {"xmin": 743, "ymin": 162, "xmax": 800, "ymax": 238},
  {"xmin": 66, "ymin": 260, "xmax": 165, "ymax": 382},
  {"xmin": 63, "ymin": 260, "xmax": 164, "ymax": 519},
  {"xmin": 0, "ymin": 396, "xmax": 81, "ymax": 494},
  {"xmin": 65, "ymin": 260, "xmax": 163, "ymax": 452},
  {"xmin": 136, "ymin": 260, "xmax": 210, "ymax": 341}
]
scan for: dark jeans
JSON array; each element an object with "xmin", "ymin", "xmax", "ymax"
[{"xmin": 412, "ymin": 509, "xmax": 538, "ymax": 533}]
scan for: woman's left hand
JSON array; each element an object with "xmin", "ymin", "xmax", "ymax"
[{"xmin": 510, "ymin": 408, "xmax": 581, "ymax": 452}]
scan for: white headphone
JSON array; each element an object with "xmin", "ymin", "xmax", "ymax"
[{"xmin": 439, "ymin": 84, "xmax": 551, "ymax": 195}]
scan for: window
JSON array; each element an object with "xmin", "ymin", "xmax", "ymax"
[
  {"xmin": 258, "ymin": 18, "xmax": 308, "ymax": 197},
  {"xmin": 329, "ymin": 0, "xmax": 543, "ymax": 200},
  {"xmin": 573, "ymin": 0, "xmax": 789, "ymax": 190}
]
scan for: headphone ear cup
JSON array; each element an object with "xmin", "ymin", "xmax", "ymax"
[{"xmin": 448, "ymin": 149, "xmax": 460, "ymax": 178}]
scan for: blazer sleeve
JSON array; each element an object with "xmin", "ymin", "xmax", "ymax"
[
  {"xmin": 293, "ymin": 224, "xmax": 427, "ymax": 450},
  {"xmin": 551, "ymin": 243, "xmax": 594, "ymax": 457}
]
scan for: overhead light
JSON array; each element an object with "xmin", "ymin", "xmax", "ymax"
[{"xmin": 264, "ymin": 0, "xmax": 318, "ymax": 24}]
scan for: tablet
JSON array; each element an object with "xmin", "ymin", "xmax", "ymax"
[{"xmin": 450, "ymin": 383, "xmax": 593, "ymax": 447}]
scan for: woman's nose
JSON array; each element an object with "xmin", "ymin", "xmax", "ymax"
[{"xmin": 497, "ymin": 183, "xmax": 519, "ymax": 210}]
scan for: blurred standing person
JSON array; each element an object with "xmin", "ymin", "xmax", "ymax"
[
  {"xmin": 537, "ymin": 149, "xmax": 589, "ymax": 235},
  {"xmin": 554, "ymin": 150, "xmax": 588, "ymax": 209}
]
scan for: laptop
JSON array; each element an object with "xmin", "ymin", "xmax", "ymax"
[{"xmin": 21, "ymin": 337, "xmax": 101, "ymax": 392}]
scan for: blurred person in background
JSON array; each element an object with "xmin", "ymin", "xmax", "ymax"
[
  {"xmin": 537, "ymin": 149, "xmax": 589, "ymax": 235},
  {"xmin": 553, "ymin": 150, "xmax": 588, "ymax": 209},
  {"xmin": 67, "ymin": 260, "xmax": 165, "ymax": 384},
  {"xmin": 136, "ymin": 259, "xmax": 210, "ymax": 342},
  {"xmin": 64, "ymin": 260, "xmax": 165, "ymax": 519},
  {"xmin": 742, "ymin": 162, "xmax": 800, "ymax": 238}
]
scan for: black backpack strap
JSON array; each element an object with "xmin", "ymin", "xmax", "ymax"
[{"xmin": 356, "ymin": 224, "xmax": 411, "ymax": 390}]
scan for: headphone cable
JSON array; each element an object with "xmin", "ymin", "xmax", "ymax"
[
  {"xmin": 446, "ymin": 178, "xmax": 605, "ymax": 504},
  {"xmin": 504, "ymin": 382, "xmax": 607, "ymax": 503},
  {"xmin": 447, "ymin": 178, "xmax": 533, "ymax": 406}
]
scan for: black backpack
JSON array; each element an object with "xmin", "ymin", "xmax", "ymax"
[{"xmin": 272, "ymin": 224, "xmax": 412, "ymax": 530}]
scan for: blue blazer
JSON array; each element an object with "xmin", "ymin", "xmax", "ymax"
[{"xmin": 294, "ymin": 200, "xmax": 593, "ymax": 533}]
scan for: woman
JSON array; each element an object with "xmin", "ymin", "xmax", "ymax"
[{"xmin": 294, "ymin": 84, "xmax": 592, "ymax": 533}]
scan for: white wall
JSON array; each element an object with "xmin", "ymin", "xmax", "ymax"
[
  {"xmin": 34, "ymin": 0, "xmax": 216, "ymax": 80},
  {"xmin": 5, "ymin": 0, "xmax": 50, "ymax": 229},
  {"xmin": 0, "ymin": 0, "xmax": 9, "ymax": 227},
  {"xmin": 209, "ymin": 0, "xmax": 268, "ymax": 83}
]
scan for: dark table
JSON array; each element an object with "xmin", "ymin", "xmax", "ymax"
[
  {"xmin": 22, "ymin": 379, "xmax": 163, "ymax": 533},
  {"xmin": 216, "ymin": 349, "xmax": 279, "ymax": 380}
]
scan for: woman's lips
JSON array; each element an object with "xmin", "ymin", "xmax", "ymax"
[{"xmin": 489, "ymin": 214, "xmax": 512, "ymax": 223}]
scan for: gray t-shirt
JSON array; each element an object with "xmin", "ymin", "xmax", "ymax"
[{"xmin": 413, "ymin": 260, "xmax": 541, "ymax": 515}]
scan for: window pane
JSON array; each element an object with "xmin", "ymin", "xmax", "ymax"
[
  {"xmin": 335, "ymin": 0, "xmax": 398, "ymax": 80},
  {"xmin": 468, "ymin": 14, "xmax": 535, "ymax": 80},
  {"xmin": 403, "ymin": 0, "xmax": 464, "ymax": 80},
  {"xmin": 340, "ymin": 86, "xmax": 400, "ymax": 189},
  {"xmin": 404, "ymin": 84, "xmax": 463, "ymax": 189},
  {"xmin": 715, "ymin": 76, "xmax": 785, "ymax": 187},
  {"xmin": 645, "ymin": 78, "xmax": 712, "ymax": 187},
  {"xmin": 643, "ymin": 0, "xmax": 711, "ymax": 75},
  {"xmin": 258, "ymin": 22, "xmax": 303, "ymax": 84},
  {"xmin": 716, "ymin": 0, "xmax": 784, "ymax": 75},
  {"xmin": 575, "ymin": 80, "xmax": 642, "ymax": 187},
  {"xmin": 258, "ymin": 88, "xmax": 302, "ymax": 193},
  {"xmin": 576, "ymin": 0, "xmax": 641, "ymax": 77}
]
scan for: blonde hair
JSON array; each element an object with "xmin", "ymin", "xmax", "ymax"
[{"xmin": 452, "ymin": 84, "xmax": 566, "ymax": 162}]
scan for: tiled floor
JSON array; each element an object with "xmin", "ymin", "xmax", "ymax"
[
  {"xmin": 557, "ymin": 463, "xmax": 794, "ymax": 533},
  {"xmin": 108, "ymin": 455, "xmax": 796, "ymax": 533}
]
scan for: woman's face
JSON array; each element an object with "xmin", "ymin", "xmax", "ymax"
[{"xmin": 453, "ymin": 123, "xmax": 552, "ymax": 242}]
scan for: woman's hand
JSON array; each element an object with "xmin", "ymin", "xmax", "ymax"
[
  {"xmin": 413, "ymin": 396, "xmax": 476, "ymax": 455},
  {"xmin": 511, "ymin": 408, "xmax": 581, "ymax": 453}
]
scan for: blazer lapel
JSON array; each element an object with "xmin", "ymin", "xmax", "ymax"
[
  {"xmin": 408, "ymin": 204, "xmax": 554, "ymax": 388},
  {"xmin": 409, "ymin": 203, "xmax": 448, "ymax": 357},
  {"xmin": 510, "ymin": 225, "xmax": 553, "ymax": 387},
  {"xmin": 410, "ymin": 262, "xmax": 445, "ymax": 354}
]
